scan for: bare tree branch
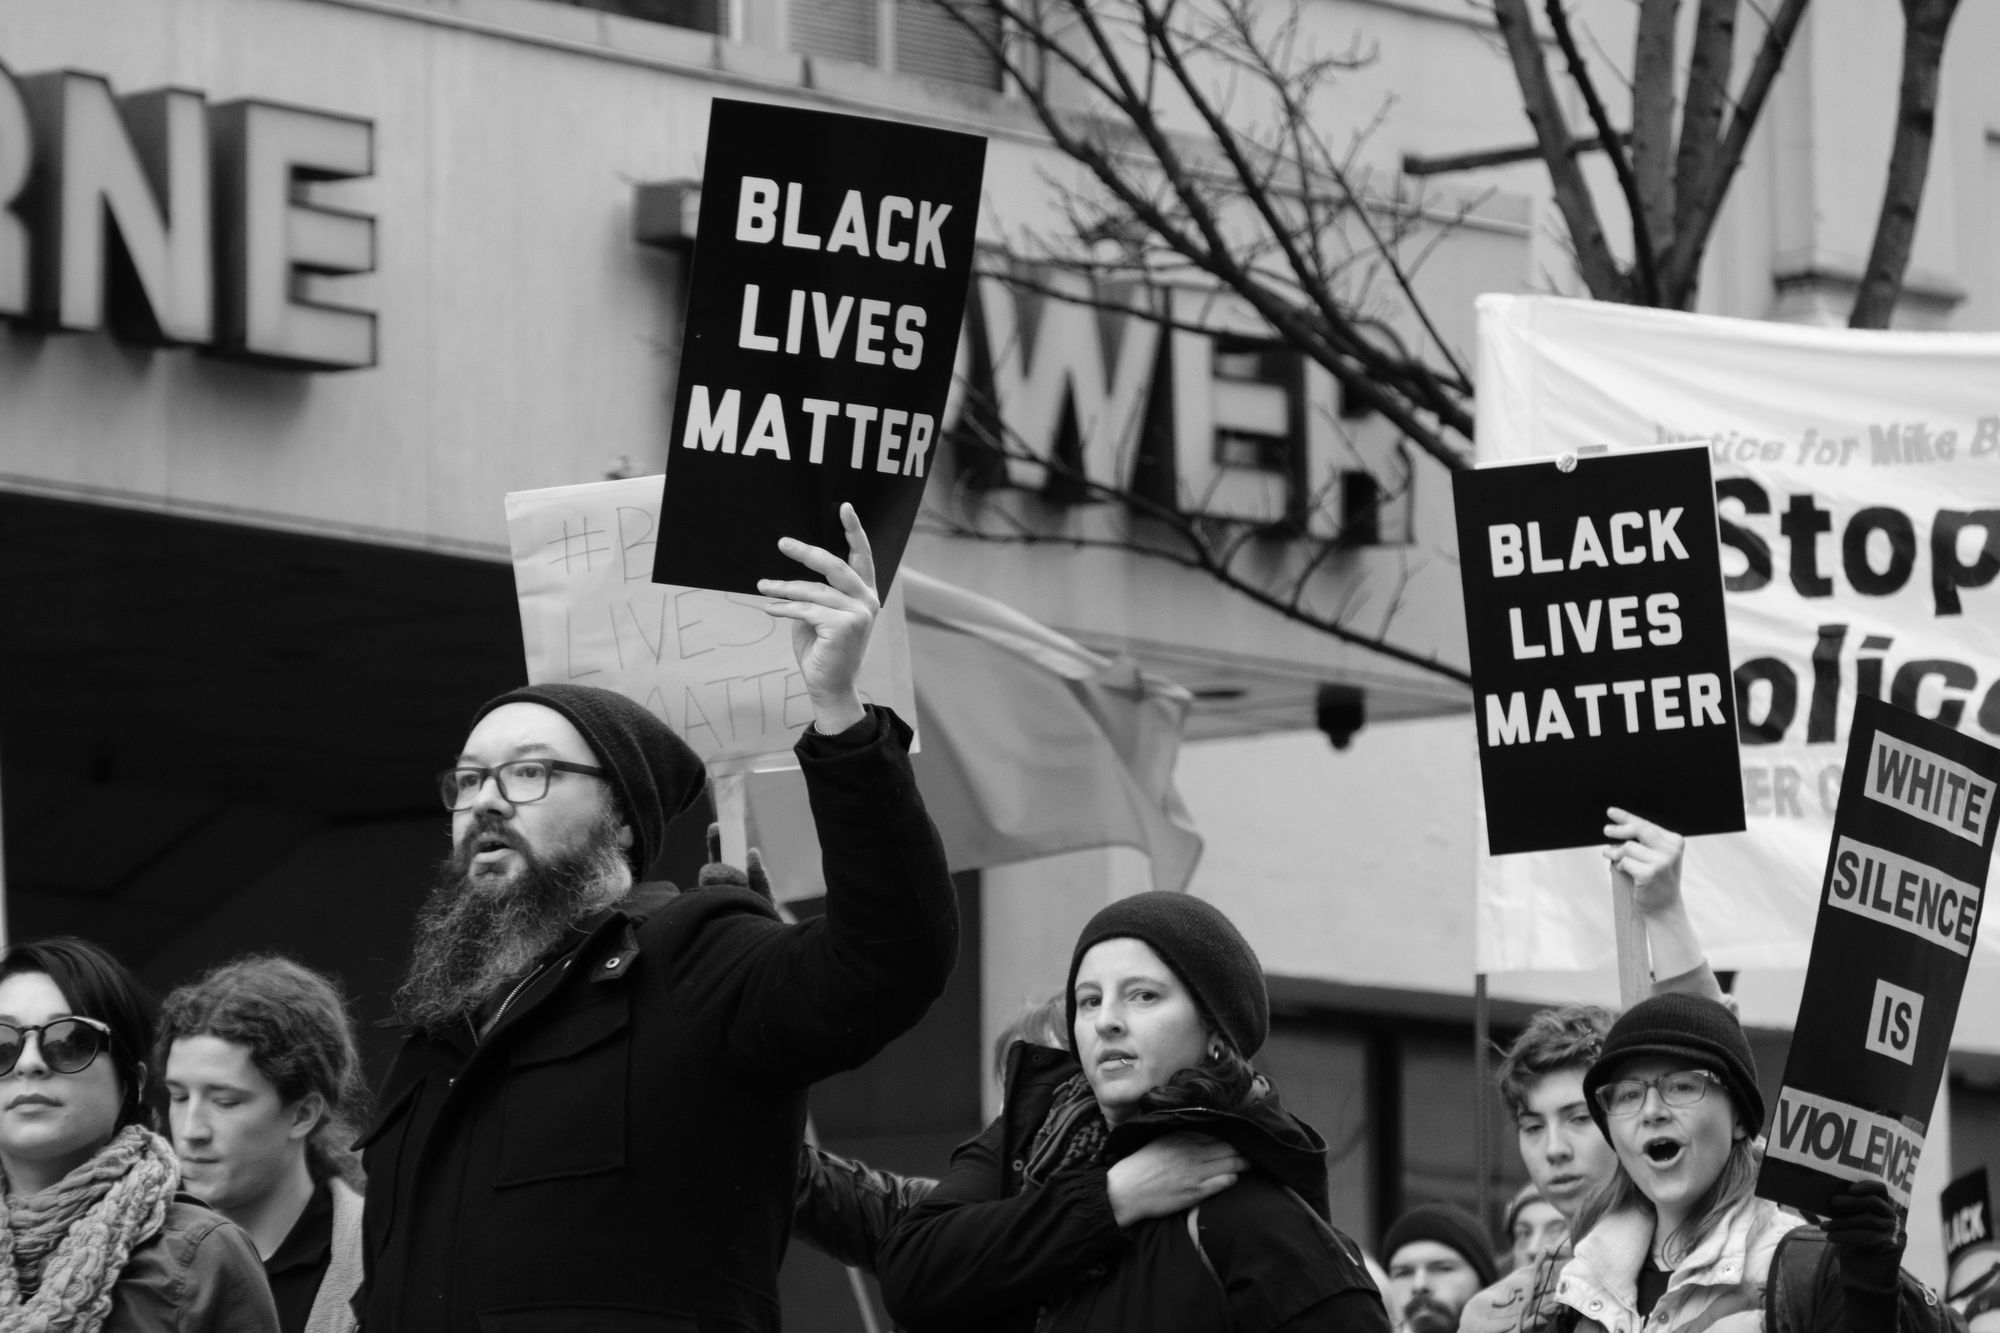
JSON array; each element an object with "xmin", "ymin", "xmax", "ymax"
[
  {"xmin": 904, "ymin": 0, "xmax": 1943, "ymax": 683},
  {"xmin": 1545, "ymin": 0, "xmax": 1660, "ymax": 304},
  {"xmin": 1851, "ymin": 0, "xmax": 1960, "ymax": 328},
  {"xmin": 1490, "ymin": 0, "xmax": 1630, "ymax": 300},
  {"xmin": 1629, "ymin": 0, "xmax": 1680, "ymax": 272}
]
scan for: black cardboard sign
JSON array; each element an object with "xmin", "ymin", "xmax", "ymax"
[
  {"xmin": 652, "ymin": 99, "xmax": 987, "ymax": 597},
  {"xmin": 1758, "ymin": 696, "xmax": 1999, "ymax": 1218},
  {"xmin": 1945, "ymin": 1168, "xmax": 1999, "ymax": 1300},
  {"xmin": 1451, "ymin": 446, "xmax": 1744, "ymax": 854}
]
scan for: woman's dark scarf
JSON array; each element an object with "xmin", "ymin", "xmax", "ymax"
[{"xmin": 1020, "ymin": 1074, "xmax": 1109, "ymax": 1189}]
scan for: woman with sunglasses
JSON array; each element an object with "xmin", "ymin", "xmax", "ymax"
[
  {"xmin": 0, "ymin": 937, "xmax": 277, "ymax": 1332},
  {"xmin": 1558, "ymin": 993, "xmax": 1942, "ymax": 1333}
]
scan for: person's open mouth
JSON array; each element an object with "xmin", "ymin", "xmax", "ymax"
[
  {"xmin": 470, "ymin": 831, "xmax": 518, "ymax": 868},
  {"xmin": 1640, "ymin": 1136, "xmax": 1686, "ymax": 1169}
]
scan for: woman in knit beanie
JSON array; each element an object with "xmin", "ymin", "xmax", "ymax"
[
  {"xmin": 880, "ymin": 892, "xmax": 1387, "ymax": 1333},
  {"xmin": 1558, "ymin": 993, "xmax": 1929, "ymax": 1333},
  {"xmin": 0, "ymin": 938, "xmax": 275, "ymax": 1332}
]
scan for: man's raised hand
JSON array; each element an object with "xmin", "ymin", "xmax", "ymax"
[{"xmin": 757, "ymin": 502, "xmax": 878, "ymax": 735}]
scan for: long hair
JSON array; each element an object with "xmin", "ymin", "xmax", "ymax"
[
  {"xmin": 1572, "ymin": 1131, "xmax": 1763, "ymax": 1266},
  {"xmin": 0, "ymin": 937, "xmax": 159, "ymax": 1133},
  {"xmin": 156, "ymin": 955, "xmax": 370, "ymax": 1186}
]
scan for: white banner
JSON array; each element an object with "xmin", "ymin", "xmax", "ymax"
[
  {"xmin": 1475, "ymin": 295, "xmax": 2000, "ymax": 971},
  {"xmin": 506, "ymin": 476, "xmax": 916, "ymax": 775}
]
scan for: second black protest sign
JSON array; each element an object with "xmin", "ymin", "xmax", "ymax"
[
  {"xmin": 653, "ymin": 99, "xmax": 987, "ymax": 597},
  {"xmin": 1452, "ymin": 445, "xmax": 1744, "ymax": 855},
  {"xmin": 1758, "ymin": 695, "xmax": 1998, "ymax": 1218}
]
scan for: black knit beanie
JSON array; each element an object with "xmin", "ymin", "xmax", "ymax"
[
  {"xmin": 1064, "ymin": 892, "xmax": 1269, "ymax": 1058},
  {"xmin": 1583, "ymin": 992, "xmax": 1763, "ymax": 1138},
  {"xmin": 472, "ymin": 683, "xmax": 706, "ymax": 880},
  {"xmin": 1382, "ymin": 1203, "xmax": 1499, "ymax": 1289}
]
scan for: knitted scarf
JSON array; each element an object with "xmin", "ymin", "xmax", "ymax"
[
  {"xmin": 1020, "ymin": 1074, "xmax": 1108, "ymax": 1189},
  {"xmin": 0, "ymin": 1125, "xmax": 178, "ymax": 1333},
  {"xmin": 1020, "ymin": 1074, "xmax": 1114, "ymax": 1333}
]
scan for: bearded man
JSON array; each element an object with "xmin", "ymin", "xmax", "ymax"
[
  {"xmin": 359, "ymin": 508, "xmax": 959, "ymax": 1332},
  {"xmin": 1384, "ymin": 1204, "xmax": 1499, "ymax": 1333}
]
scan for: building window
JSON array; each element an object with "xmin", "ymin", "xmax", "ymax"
[
  {"xmin": 790, "ymin": 0, "xmax": 1003, "ymax": 90},
  {"xmin": 550, "ymin": 0, "xmax": 726, "ymax": 33},
  {"xmin": 1261, "ymin": 1025, "xmax": 1379, "ymax": 1246}
]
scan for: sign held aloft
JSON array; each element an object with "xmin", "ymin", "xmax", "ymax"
[
  {"xmin": 1758, "ymin": 695, "xmax": 1998, "ymax": 1217},
  {"xmin": 1452, "ymin": 445, "xmax": 1745, "ymax": 855},
  {"xmin": 652, "ymin": 98, "xmax": 987, "ymax": 598}
]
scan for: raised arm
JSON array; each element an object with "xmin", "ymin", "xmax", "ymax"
[
  {"xmin": 1604, "ymin": 807, "xmax": 1725, "ymax": 1003},
  {"xmin": 669, "ymin": 506, "xmax": 958, "ymax": 1085}
]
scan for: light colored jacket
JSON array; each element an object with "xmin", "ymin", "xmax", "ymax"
[
  {"xmin": 1555, "ymin": 1198, "xmax": 1805, "ymax": 1333},
  {"xmin": 1463, "ymin": 1249, "xmax": 1570, "ymax": 1333},
  {"xmin": 302, "ymin": 1178, "xmax": 362, "ymax": 1333}
]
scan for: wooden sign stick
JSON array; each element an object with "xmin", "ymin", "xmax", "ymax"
[
  {"xmin": 711, "ymin": 770, "xmax": 750, "ymax": 870},
  {"xmin": 1610, "ymin": 861, "xmax": 1650, "ymax": 1009}
]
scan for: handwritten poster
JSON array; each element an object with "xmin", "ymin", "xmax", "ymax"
[{"xmin": 508, "ymin": 475, "xmax": 916, "ymax": 774}]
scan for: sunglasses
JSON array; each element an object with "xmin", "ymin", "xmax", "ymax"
[{"xmin": 0, "ymin": 1017, "xmax": 116, "ymax": 1076}]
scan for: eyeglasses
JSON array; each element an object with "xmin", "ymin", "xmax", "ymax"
[
  {"xmin": 1595, "ymin": 1069, "xmax": 1721, "ymax": 1118},
  {"xmin": 0, "ymin": 1017, "xmax": 115, "ymax": 1076},
  {"xmin": 436, "ymin": 759, "xmax": 606, "ymax": 811}
]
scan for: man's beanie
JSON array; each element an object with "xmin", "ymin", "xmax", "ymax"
[
  {"xmin": 1383, "ymin": 1203, "xmax": 1499, "ymax": 1288},
  {"xmin": 1583, "ymin": 992, "xmax": 1763, "ymax": 1138},
  {"xmin": 472, "ymin": 683, "xmax": 706, "ymax": 879},
  {"xmin": 1064, "ymin": 892, "xmax": 1269, "ymax": 1058}
]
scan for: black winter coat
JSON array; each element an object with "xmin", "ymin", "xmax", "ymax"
[
  {"xmin": 876, "ymin": 1042, "xmax": 1389, "ymax": 1333},
  {"xmin": 358, "ymin": 708, "xmax": 957, "ymax": 1333}
]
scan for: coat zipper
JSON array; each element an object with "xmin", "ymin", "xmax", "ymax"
[{"xmin": 473, "ymin": 957, "xmax": 555, "ymax": 1044}]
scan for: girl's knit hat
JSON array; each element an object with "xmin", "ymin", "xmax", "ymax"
[{"xmin": 1583, "ymin": 992, "xmax": 1763, "ymax": 1137}]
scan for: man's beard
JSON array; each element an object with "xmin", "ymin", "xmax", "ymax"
[
  {"xmin": 1401, "ymin": 1296, "xmax": 1462, "ymax": 1333},
  {"xmin": 393, "ymin": 811, "xmax": 632, "ymax": 1034}
]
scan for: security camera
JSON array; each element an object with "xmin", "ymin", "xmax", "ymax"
[{"xmin": 1315, "ymin": 684, "xmax": 1365, "ymax": 750}]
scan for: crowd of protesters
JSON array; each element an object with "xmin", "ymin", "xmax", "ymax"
[{"xmin": 0, "ymin": 507, "xmax": 1989, "ymax": 1332}]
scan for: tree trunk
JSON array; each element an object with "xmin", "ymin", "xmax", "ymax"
[
  {"xmin": 1849, "ymin": 0, "xmax": 1961, "ymax": 329},
  {"xmin": 1654, "ymin": 0, "xmax": 1809, "ymax": 304}
]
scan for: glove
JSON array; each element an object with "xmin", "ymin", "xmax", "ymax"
[
  {"xmin": 699, "ymin": 821, "xmax": 774, "ymax": 899},
  {"xmin": 1825, "ymin": 1179, "xmax": 1905, "ymax": 1296}
]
